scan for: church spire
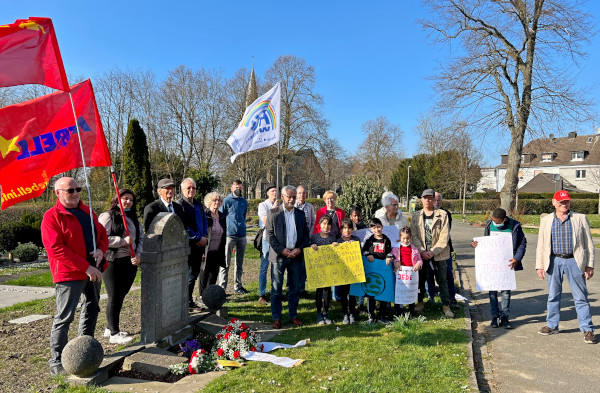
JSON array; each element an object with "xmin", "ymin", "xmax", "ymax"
[{"xmin": 245, "ymin": 57, "xmax": 258, "ymax": 108}]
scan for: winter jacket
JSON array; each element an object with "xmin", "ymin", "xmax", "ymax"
[{"xmin": 42, "ymin": 200, "xmax": 108, "ymax": 283}]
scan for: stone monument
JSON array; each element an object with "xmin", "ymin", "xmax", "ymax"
[{"xmin": 140, "ymin": 212, "xmax": 190, "ymax": 343}]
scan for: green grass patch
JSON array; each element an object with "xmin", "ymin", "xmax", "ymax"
[
  {"xmin": 3, "ymin": 270, "xmax": 54, "ymax": 287},
  {"xmin": 0, "ymin": 261, "xmax": 49, "ymax": 276},
  {"xmin": 0, "ymin": 297, "xmax": 53, "ymax": 313},
  {"xmin": 206, "ymin": 290, "xmax": 470, "ymax": 392}
]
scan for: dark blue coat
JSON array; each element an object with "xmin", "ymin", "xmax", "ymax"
[{"xmin": 483, "ymin": 218, "xmax": 527, "ymax": 271}]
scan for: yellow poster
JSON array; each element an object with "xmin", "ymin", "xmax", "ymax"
[{"xmin": 304, "ymin": 241, "xmax": 366, "ymax": 289}]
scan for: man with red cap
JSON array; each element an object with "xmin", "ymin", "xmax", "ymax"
[{"xmin": 536, "ymin": 190, "xmax": 597, "ymax": 344}]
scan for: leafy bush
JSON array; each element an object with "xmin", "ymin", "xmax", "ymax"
[
  {"xmin": 12, "ymin": 242, "xmax": 39, "ymax": 262},
  {"xmin": 21, "ymin": 211, "xmax": 42, "ymax": 226},
  {"xmin": 337, "ymin": 175, "xmax": 382, "ymax": 221},
  {"xmin": 0, "ymin": 222, "xmax": 42, "ymax": 252}
]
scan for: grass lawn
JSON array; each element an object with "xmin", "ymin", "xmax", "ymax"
[{"xmin": 199, "ymin": 267, "xmax": 471, "ymax": 393}]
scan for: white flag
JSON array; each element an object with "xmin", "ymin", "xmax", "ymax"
[{"xmin": 227, "ymin": 82, "xmax": 281, "ymax": 163}]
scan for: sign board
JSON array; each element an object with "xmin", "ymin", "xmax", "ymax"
[
  {"xmin": 304, "ymin": 241, "xmax": 365, "ymax": 288},
  {"xmin": 474, "ymin": 233, "xmax": 517, "ymax": 291}
]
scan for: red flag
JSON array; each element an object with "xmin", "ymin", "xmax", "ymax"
[
  {"xmin": 0, "ymin": 17, "xmax": 69, "ymax": 91},
  {"xmin": 0, "ymin": 80, "xmax": 112, "ymax": 209}
]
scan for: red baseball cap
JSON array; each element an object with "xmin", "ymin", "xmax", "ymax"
[{"xmin": 553, "ymin": 190, "xmax": 571, "ymax": 202}]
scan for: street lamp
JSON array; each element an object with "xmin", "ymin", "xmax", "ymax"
[{"xmin": 406, "ymin": 165, "xmax": 412, "ymax": 209}]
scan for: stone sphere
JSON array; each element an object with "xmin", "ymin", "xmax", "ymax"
[
  {"xmin": 62, "ymin": 335, "xmax": 104, "ymax": 377},
  {"xmin": 202, "ymin": 284, "xmax": 227, "ymax": 310}
]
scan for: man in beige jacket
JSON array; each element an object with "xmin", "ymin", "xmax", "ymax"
[
  {"xmin": 536, "ymin": 190, "xmax": 596, "ymax": 344},
  {"xmin": 411, "ymin": 189, "xmax": 453, "ymax": 318}
]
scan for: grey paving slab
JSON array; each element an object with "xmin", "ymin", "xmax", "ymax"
[
  {"xmin": 100, "ymin": 376, "xmax": 171, "ymax": 393},
  {"xmin": 452, "ymin": 221, "xmax": 600, "ymax": 393},
  {"xmin": 163, "ymin": 372, "xmax": 222, "ymax": 393},
  {"xmin": 8, "ymin": 314, "xmax": 51, "ymax": 324},
  {"xmin": 0, "ymin": 284, "xmax": 54, "ymax": 308}
]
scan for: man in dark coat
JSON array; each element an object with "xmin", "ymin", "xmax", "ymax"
[
  {"xmin": 265, "ymin": 185, "xmax": 309, "ymax": 329},
  {"xmin": 143, "ymin": 178, "xmax": 185, "ymax": 232}
]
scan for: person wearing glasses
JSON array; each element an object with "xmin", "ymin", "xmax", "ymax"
[
  {"xmin": 41, "ymin": 177, "xmax": 109, "ymax": 376},
  {"xmin": 143, "ymin": 178, "xmax": 185, "ymax": 232},
  {"xmin": 374, "ymin": 191, "xmax": 409, "ymax": 231},
  {"xmin": 178, "ymin": 178, "xmax": 209, "ymax": 309}
]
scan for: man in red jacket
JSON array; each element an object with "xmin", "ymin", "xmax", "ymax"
[{"xmin": 41, "ymin": 177, "xmax": 108, "ymax": 376}]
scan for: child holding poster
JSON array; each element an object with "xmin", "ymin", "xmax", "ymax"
[
  {"xmin": 471, "ymin": 208, "xmax": 526, "ymax": 329},
  {"xmin": 362, "ymin": 218, "xmax": 394, "ymax": 324},
  {"xmin": 310, "ymin": 215, "xmax": 338, "ymax": 325},
  {"xmin": 336, "ymin": 218, "xmax": 361, "ymax": 324},
  {"xmin": 392, "ymin": 226, "xmax": 423, "ymax": 317}
]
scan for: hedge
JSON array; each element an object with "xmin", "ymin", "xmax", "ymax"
[
  {"xmin": 440, "ymin": 199, "xmax": 598, "ymax": 215},
  {"xmin": 472, "ymin": 192, "xmax": 599, "ymax": 200}
]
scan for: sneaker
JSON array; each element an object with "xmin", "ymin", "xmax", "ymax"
[
  {"xmin": 490, "ymin": 318, "xmax": 499, "ymax": 328},
  {"xmin": 50, "ymin": 364, "xmax": 66, "ymax": 376},
  {"xmin": 442, "ymin": 305, "xmax": 455, "ymax": 318},
  {"xmin": 584, "ymin": 331, "xmax": 598, "ymax": 344},
  {"xmin": 450, "ymin": 301, "xmax": 460, "ymax": 310},
  {"xmin": 317, "ymin": 313, "xmax": 325, "ymax": 325},
  {"xmin": 538, "ymin": 326, "xmax": 559, "ymax": 335},
  {"xmin": 258, "ymin": 296, "xmax": 268, "ymax": 305},
  {"xmin": 235, "ymin": 287, "xmax": 250, "ymax": 294},
  {"xmin": 414, "ymin": 302, "xmax": 425, "ymax": 313},
  {"xmin": 104, "ymin": 328, "xmax": 111, "ymax": 338},
  {"xmin": 379, "ymin": 317, "xmax": 390, "ymax": 324},
  {"xmin": 349, "ymin": 314, "xmax": 357, "ymax": 325},
  {"xmin": 367, "ymin": 317, "xmax": 378, "ymax": 325},
  {"xmin": 342, "ymin": 314, "xmax": 350, "ymax": 325},
  {"xmin": 323, "ymin": 314, "xmax": 333, "ymax": 325},
  {"xmin": 501, "ymin": 316, "xmax": 513, "ymax": 329},
  {"xmin": 110, "ymin": 332, "xmax": 133, "ymax": 345}
]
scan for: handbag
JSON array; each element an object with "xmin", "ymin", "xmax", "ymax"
[{"xmin": 253, "ymin": 227, "xmax": 264, "ymax": 252}]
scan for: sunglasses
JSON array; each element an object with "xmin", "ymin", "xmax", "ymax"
[{"xmin": 58, "ymin": 187, "xmax": 82, "ymax": 194}]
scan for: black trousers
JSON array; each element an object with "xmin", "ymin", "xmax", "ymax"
[
  {"xmin": 338, "ymin": 284, "xmax": 356, "ymax": 315},
  {"xmin": 316, "ymin": 287, "xmax": 332, "ymax": 314},
  {"xmin": 103, "ymin": 256, "xmax": 138, "ymax": 335},
  {"xmin": 199, "ymin": 249, "xmax": 222, "ymax": 298},
  {"xmin": 188, "ymin": 245, "xmax": 205, "ymax": 304}
]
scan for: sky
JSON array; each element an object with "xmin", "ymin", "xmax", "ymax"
[{"xmin": 4, "ymin": 1, "xmax": 600, "ymax": 167}]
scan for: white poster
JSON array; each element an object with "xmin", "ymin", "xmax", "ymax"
[
  {"xmin": 474, "ymin": 233, "xmax": 517, "ymax": 291},
  {"xmin": 395, "ymin": 266, "xmax": 419, "ymax": 304}
]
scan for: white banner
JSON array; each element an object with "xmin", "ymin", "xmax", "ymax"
[
  {"xmin": 395, "ymin": 266, "xmax": 419, "ymax": 304},
  {"xmin": 227, "ymin": 82, "xmax": 281, "ymax": 163},
  {"xmin": 474, "ymin": 233, "xmax": 517, "ymax": 291}
]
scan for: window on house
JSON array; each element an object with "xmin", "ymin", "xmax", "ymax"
[
  {"xmin": 541, "ymin": 153, "xmax": 553, "ymax": 162},
  {"xmin": 587, "ymin": 137, "xmax": 594, "ymax": 143},
  {"xmin": 571, "ymin": 151, "xmax": 584, "ymax": 160},
  {"xmin": 575, "ymin": 170, "xmax": 586, "ymax": 179}
]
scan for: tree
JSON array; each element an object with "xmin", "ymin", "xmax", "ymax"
[
  {"xmin": 358, "ymin": 116, "xmax": 403, "ymax": 185},
  {"xmin": 337, "ymin": 175, "xmax": 382, "ymax": 221},
  {"xmin": 421, "ymin": 0, "xmax": 595, "ymax": 212},
  {"xmin": 187, "ymin": 163, "xmax": 221, "ymax": 202},
  {"xmin": 318, "ymin": 136, "xmax": 353, "ymax": 192},
  {"xmin": 264, "ymin": 55, "xmax": 329, "ymax": 183},
  {"xmin": 123, "ymin": 119, "xmax": 154, "ymax": 216},
  {"xmin": 389, "ymin": 154, "xmax": 438, "ymax": 206}
]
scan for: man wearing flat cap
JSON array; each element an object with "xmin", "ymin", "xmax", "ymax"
[
  {"xmin": 410, "ymin": 188, "xmax": 454, "ymax": 318},
  {"xmin": 143, "ymin": 178, "xmax": 185, "ymax": 232},
  {"xmin": 536, "ymin": 190, "xmax": 597, "ymax": 344}
]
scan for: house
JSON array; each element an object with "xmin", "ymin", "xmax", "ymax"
[{"xmin": 476, "ymin": 131, "xmax": 600, "ymax": 193}]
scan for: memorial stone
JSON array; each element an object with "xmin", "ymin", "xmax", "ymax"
[
  {"xmin": 62, "ymin": 336, "xmax": 104, "ymax": 377},
  {"xmin": 140, "ymin": 212, "xmax": 190, "ymax": 343}
]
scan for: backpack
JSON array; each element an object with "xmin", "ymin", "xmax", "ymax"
[{"xmin": 253, "ymin": 227, "xmax": 264, "ymax": 252}]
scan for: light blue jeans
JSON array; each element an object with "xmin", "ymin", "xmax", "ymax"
[
  {"xmin": 546, "ymin": 256, "xmax": 594, "ymax": 332},
  {"xmin": 259, "ymin": 238, "xmax": 270, "ymax": 296},
  {"xmin": 488, "ymin": 290, "xmax": 511, "ymax": 318}
]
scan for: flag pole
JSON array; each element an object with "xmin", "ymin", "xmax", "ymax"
[
  {"xmin": 68, "ymin": 92, "xmax": 99, "ymax": 266},
  {"xmin": 276, "ymin": 139, "xmax": 280, "ymax": 199},
  {"xmin": 110, "ymin": 167, "xmax": 135, "ymax": 257}
]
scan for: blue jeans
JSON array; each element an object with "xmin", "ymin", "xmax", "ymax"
[
  {"xmin": 546, "ymin": 256, "xmax": 594, "ymax": 332},
  {"xmin": 488, "ymin": 290, "xmax": 511, "ymax": 318},
  {"xmin": 49, "ymin": 279, "xmax": 101, "ymax": 367},
  {"xmin": 271, "ymin": 257, "xmax": 301, "ymax": 321},
  {"xmin": 259, "ymin": 238, "xmax": 270, "ymax": 296}
]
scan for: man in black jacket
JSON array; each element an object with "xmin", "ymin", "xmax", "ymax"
[
  {"xmin": 265, "ymin": 185, "xmax": 309, "ymax": 329},
  {"xmin": 143, "ymin": 178, "xmax": 185, "ymax": 232}
]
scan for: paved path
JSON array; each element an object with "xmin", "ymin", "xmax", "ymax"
[
  {"xmin": 0, "ymin": 284, "xmax": 55, "ymax": 308},
  {"xmin": 452, "ymin": 221, "xmax": 599, "ymax": 393}
]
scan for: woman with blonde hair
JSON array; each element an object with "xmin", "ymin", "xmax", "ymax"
[
  {"xmin": 199, "ymin": 192, "xmax": 227, "ymax": 299},
  {"xmin": 313, "ymin": 190, "xmax": 345, "ymax": 238}
]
